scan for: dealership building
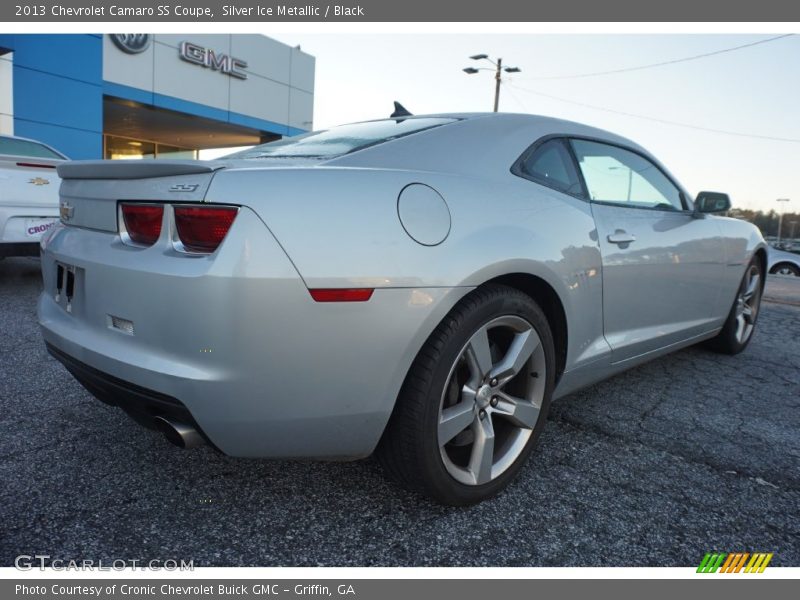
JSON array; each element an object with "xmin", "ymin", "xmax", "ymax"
[{"xmin": 0, "ymin": 34, "xmax": 314, "ymax": 160}]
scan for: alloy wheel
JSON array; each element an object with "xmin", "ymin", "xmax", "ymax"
[
  {"xmin": 734, "ymin": 264, "xmax": 761, "ymax": 344},
  {"xmin": 437, "ymin": 315, "xmax": 546, "ymax": 486}
]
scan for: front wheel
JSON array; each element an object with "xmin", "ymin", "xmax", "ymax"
[
  {"xmin": 378, "ymin": 284, "xmax": 555, "ymax": 505},
  {"xmin": 705, "ymin": 257, "xmax": 763, "ymax": 355}
]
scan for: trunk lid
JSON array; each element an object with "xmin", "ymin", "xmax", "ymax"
[
  {"xmin": 57, "ymin": 160, "xmax": 227, "ymax": 232},
  {"xmin": 56, "ymin": 157, "xmax": 329, "ymax": 232},
  {"xmin": 0, "ymin": 155, "xmax": 63, "ymax": 208}
]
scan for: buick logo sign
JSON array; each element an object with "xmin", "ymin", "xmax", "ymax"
[{"xmin": 110, "ymin": 34, "xmax": 151, "ymax": 54}]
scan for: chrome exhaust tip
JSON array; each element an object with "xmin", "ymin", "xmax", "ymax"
[{"xmin": 153, "ymin": 415, "xmax": 204, "ymax": 449}]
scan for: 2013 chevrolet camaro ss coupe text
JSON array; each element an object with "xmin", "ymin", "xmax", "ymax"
[{"xmin": 38, "ymin": 114, "xmax": 766, "ymax": 505}]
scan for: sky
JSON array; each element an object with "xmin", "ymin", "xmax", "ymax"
[{"xmin": 267, "ymin": 33, "xmax": 799, "ymax": 213}]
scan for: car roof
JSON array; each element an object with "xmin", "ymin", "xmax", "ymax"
[
  {"xmin": 328, "ymin": 111, "xmax": 669, "ymax": 186},
  {"xmin": 359, "ymin": 112, "xmax": 647, "ymax": 152},
  {"xmin": 1, "ymin": 134, "xmax": 47, "ymax": 143}
]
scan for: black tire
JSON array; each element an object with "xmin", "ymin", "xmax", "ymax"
[
  {"xmin": 705, "ymin": 256, "xmax": 764, "ymax": 355},
  {"xmin": 377, "ymin": 283, "xmax": 556, "ymax": 506},
  {"xmin": 769, "ymin": 262, "xmax": 800, "ymax": 277}
]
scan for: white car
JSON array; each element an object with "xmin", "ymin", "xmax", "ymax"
[
  {"xmin": 0, "ymin": 135, "xmax": 67, "ymax": 258},
  {"xmin": 768, "ymin": 245, "xmax": 800, "ymax": 276}
]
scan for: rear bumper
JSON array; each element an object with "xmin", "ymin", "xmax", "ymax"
[
  {"xmin": 0, "ymin": 242, "xmax": 40, "ymax": 257},
  {"xmin": 38, "ymin": 207, "xmax": 467, "ymax": 458},
  {"xmin": 46, "ymin": 342, "xmax": 215, "ymax": 447},
  {"xmin": 0, "ymin": 205, "xmax": 59, "ymax": 245}
]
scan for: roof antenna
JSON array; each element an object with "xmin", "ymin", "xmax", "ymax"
[{"xmin": 390, "ymin": 101, "xmax": 413, "ymax": 118}]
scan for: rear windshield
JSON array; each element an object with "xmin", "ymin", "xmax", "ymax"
[
  {"xmin": 0, "ymin": 137, "xmax": 65, "ymax": 159},
  {"xmin": 227, "ymin": 117, "xmax": 458, "ymax": 159}
]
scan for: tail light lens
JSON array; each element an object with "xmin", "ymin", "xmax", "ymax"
[
  {"xmin": 174, "ymin": 206, "xmax": 238, "ymax": 253},
  {"xmin": 121, "ymin": 204, "xmax": 163, "ymax": 246}
]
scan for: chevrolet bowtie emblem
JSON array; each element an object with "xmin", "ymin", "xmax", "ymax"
[
  {"xmin": 28, "ymin": 177, "xmax": 50, "ymax": 186},
  {"xmin": 60, "ymin": 202, "xmax": 74, "ymax": 221}
]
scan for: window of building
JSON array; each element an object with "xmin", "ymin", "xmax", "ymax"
[{"xmin": 104, "ymin": 135, "xmax": 198, "ymax": 160}]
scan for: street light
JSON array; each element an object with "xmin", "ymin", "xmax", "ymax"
[
  {"xmin": 608, "ymin": 166, "xmax": 633, "ymax": 201},
  {"xmin": 776, "ymin": 198, "xmax": 791, "ymax": 244},
  {"xmin": 463, "ymin": 54, "xmax": 521, "ymax": 112}
]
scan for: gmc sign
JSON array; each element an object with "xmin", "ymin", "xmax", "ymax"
[{"xmin": 178, "ymin": 41, "xmax": 248, "ymax": 80}]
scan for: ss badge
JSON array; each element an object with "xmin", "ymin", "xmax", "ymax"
[{"xmin": 169, "ymin": 183, "xmax": 199, "ymax": 193}]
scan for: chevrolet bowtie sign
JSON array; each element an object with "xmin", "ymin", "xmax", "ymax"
[{"xmin": 178, "ymin": 41, "xmax": 248, "ymax": 79}]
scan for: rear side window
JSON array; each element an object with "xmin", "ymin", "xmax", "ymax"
[
  {"xmin": 515, "ymin": 139, "xmax": 583, "ymax": 196},
  {"xmin": 227, "ymin": 117, "xmax": 458, "ymax": 159},
  {"xmin": 570, "ymin": 139, "xmax": 684, "ymax": 211},
  {"xmin": 0, "ymin": 137, "xmax": 65, "ymax": 159}
]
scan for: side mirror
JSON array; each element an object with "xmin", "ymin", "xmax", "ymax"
[{"xmin": 695, "ymin": 191, "xmax": 731, "ymax": 214}]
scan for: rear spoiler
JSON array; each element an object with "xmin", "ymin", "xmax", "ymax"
[{"xmin": 57, "ymin": 160, "xmax": 225, "ymax": 180}]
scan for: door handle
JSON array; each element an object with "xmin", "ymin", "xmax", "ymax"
[{"xmin": 607, "ymin": 231, "xmax": 636, "ymax": 245}]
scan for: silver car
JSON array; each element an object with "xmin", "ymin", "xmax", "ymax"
[{"xmin": 38, "ymin": 114, "xmax": 766, "ymax": 505}]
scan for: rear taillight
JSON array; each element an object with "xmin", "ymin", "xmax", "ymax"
[
  {"xmin": 174, "ymin": 206, "xmax": 238, "ymax": 253},
  {"xmin": 121, "ymin": 204, "xmax": 163, "ymax": 246}
]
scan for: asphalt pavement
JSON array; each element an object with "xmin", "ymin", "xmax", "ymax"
[{"xmin": 1, "ymin": 257, "xmax": 798, "ymax": 567}]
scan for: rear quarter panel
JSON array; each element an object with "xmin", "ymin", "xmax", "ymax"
[{"xmin": 206, "ymin": 165, "xmax": 607, "ymax": 374}]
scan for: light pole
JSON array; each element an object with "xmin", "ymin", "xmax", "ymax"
[
  {"xmin": 776, "ymin": 198, "xmax": 790, "ymax": 244},
  {"xmin": 608, "ymin": 166, "xmax": 633, "ymax": 200},
  {"xmin": 463, "ymin": 54, "xmax": 521, "ymax": 112}
]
